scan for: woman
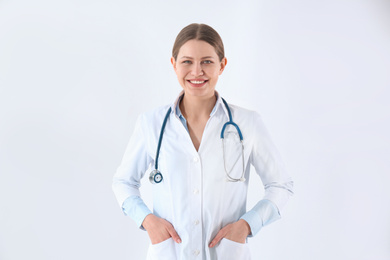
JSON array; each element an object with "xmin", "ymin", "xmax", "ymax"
[{"xmin": 112, "ymin": 23, "xmax": 293, "ymax": 260}]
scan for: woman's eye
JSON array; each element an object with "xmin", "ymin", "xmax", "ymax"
[
  {"xmin": 202, "ymin": 60, "xmax": 212, "ymax": 64},
  {"xmin": 182, "ymin": 60, "xmax": 192, "ymax": 64}
]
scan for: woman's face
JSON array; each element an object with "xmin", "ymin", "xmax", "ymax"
[{"xmin": 171, "ymin": 40, "xmax": 227, "ymax": 99}]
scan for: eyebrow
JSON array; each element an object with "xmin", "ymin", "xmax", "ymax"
[{"xmin": 179, "ymin": 56, "xmax": 215, "ymax": 60}]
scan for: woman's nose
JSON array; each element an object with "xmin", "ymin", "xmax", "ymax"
[{"xmin": 191, "ymin": 63, "xmax": 204, "ymax": 76}]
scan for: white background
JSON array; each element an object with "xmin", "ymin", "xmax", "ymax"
[{"xmin": 1, "ymin": 0, "xmax": 389, "ymax": 259}]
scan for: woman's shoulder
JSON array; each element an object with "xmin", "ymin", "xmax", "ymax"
[
  {"xmin": 226, "ymin": 102, "xmax": 262, "ymax": 120},
  {"xmin": 137, "ymin": 104, "xmax": 173, "ymax": 126},
  {"xmin": 142, "ymin": 104, "xmax": 171, "ymax": 117}
]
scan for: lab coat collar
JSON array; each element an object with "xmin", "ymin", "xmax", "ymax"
[{"xmin": 170, "ymin": 90, "xmax": 229, "ymax": 119}]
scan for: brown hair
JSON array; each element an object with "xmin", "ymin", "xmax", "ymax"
[{"xmin": 172, "ymin": 23, "xmax": 225, "ymax": 61}]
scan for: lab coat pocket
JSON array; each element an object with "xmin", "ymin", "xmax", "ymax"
[
  {"xmin": 215, "ymin": 238, "xmax": 251, "ymax": 260},
  {"xmin": 147, "ymin": 237, "xmax": 176, "ymax": 260}
]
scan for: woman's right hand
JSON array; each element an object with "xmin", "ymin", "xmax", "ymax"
[{"xmin": 142, "ymin": 214, "xmax": 182, "ymax": 245}]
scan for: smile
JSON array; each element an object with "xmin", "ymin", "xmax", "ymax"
[{"xmin": 188, "ymin": 80, "xmax": 208, "ymax": 84}]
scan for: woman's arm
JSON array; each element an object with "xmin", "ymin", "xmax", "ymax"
[
  {"xmin": 112, "ymin": 114, "xmax": 181, "ymax": 244},
  {"xmin": 243, "ymin": 112, "xmax": 294, "ymax": 235},
  {"xmin": 112, "ymin": 114, "xmax": 153, "ymax": 227},
  {"xmin": 210, "ymin": 111, "xmax": 293, "ymax": 246}
]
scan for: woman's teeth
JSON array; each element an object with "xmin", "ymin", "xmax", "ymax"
[{"xmin": 190, "ymin": 81, "xmax": 206, "ymax": 84}]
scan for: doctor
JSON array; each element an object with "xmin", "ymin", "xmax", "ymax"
[{"xmin": 112, "ymin": 23, "xmax": 293, "ymax": 260}]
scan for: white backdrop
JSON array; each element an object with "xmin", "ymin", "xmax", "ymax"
[{"xmin": 1, "ymin": 0, "xmax": 389, "ymax": 259}]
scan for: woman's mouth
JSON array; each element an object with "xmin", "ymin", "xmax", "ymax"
[{"xmin": 187, "ymin": 80, "xmax": 208, "ymax": 87}]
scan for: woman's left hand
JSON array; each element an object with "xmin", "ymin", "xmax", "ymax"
[{"xmin": 208, "ymin": 219, "xmax": 251, "ymax": 248}]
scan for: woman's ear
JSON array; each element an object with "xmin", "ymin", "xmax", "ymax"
[
  {"xmin": 171, "ymin": 57, "xmax": 177, "ymax": 72},
  {"xmin": 219, "ymin": 57, "xmax": 227, "ymax": 75}
]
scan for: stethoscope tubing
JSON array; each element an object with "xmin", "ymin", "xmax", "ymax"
[
  {"xmin": 154, "ymin": 107, "xmax": 172, "ymax": 170},
  {"xmin": 220, "ymin": 98, "xmax": 243, "ymax": 140}
]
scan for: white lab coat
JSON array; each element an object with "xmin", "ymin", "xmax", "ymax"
[{"xmin": 113, "ymin": 92, "xmax": 293, "ymax": 260}]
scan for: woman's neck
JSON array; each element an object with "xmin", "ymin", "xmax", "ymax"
[{"xmin": 180, "ymin": 93, "xmax": 217, "ymax": 120}]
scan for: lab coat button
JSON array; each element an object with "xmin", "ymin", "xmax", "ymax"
[
  {"xmin": 193, "ymin": 249, "xmax": 200, "ymax": 256},
  {"xmin": 193, "ymin": 157, "xmax": 199, "ymax": 163},
  {"xmin": 193, "ymin": 189, "xmax": 199, "ymax": 194},
  {"xmin": 194, "ymin": 220, "xmax": 199, "ymax": 225}
]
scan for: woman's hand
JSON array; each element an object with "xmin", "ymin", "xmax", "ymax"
[
  {"xmin": 142, "ymin": 214, "xmax": 182, "ymax": 245},
  {"xmin": 208, "ymin": 219, "xmax": 251, "ymax": 248}
]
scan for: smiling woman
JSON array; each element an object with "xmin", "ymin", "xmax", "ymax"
[
  {"xmin": 171, "ymin": 39, "xmax": 227, "ymax": 100},
  {"xmin": 112, "ymin": 23, "xmax": 294, "ymax": 260}
]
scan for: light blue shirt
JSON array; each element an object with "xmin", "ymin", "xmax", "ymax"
[{"xmin": 121, "ymin": 93, "xmax": 283, "ymax": 237}]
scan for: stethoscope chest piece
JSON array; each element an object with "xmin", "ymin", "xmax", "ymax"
[{"xmin": 149, "ymin": 169, "xmax": 163, "ymax": 184}]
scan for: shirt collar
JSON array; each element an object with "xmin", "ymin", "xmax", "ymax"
[{"xmin": 171, "ymin": 90, "xmax": 230, "ymax": 119}]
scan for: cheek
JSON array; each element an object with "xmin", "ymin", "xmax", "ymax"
[
  {"xmin": 176, "ymin": 68, "xmax": 188, "ymax": 79},
  {"xmin": 209, "ymin": 69, "xmax": 221, "ymax": 79},
  {"xmin": 206, "ymin": 66, "xmax": 221, "ymax": 76}
]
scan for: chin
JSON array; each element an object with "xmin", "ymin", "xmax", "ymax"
[
  {"xmin": 183, "ymin": 83, "xmax": 214, "ymax": 95},
  {"xmin": 185, "ymin": 89, "xmax": 215, "ymax": 99}
]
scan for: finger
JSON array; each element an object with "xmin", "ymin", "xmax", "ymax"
[
  {"xmin": 209, "ymin": 229, "xmax": 226, "ymax": 248},
  {"xmin": 167, "ymin": 225, "xmax": 182, "ymax": 244}
]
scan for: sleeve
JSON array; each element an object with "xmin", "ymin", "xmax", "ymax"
[
  {"xmin": 122, "ymin": 195, "xmax": 152, "ymax": 230},
  {"xmin": 112, "ymin": 114, "xmax": 153, "ymax": 229},
  {"xmin": 240, "ymin": 112, "xmax": 294, "ymax": 236}
]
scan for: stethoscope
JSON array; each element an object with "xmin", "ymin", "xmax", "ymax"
[{"xmin": 149, "ymin": 98, "xmax": 245, "ymax": 184}]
